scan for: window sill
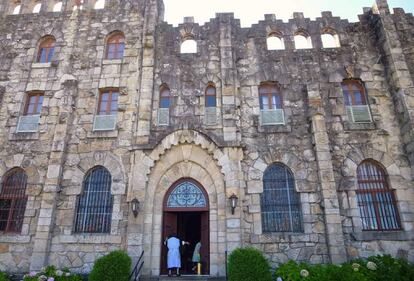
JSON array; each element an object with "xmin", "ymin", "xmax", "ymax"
[
  {"xmin": 351, "ymin": 230, "xmax": 411, "ymax": 241},
  {"xmin": 258, "ymin": 124, "xmax": 291, "ymax": 133},
  {"xmin": 0, "ymin": 235, "xmax": 31, "ymax": 243},
  {"xmin": 251, "ymin": 232, "xmax": 310, "ymax": 244},
  {"xmin": 31, "ymin": 62, "xmax": 51, "ymax": 68},
  {"xmin": 57, "ymin": 234, "xmax": 122, "ymax": 244},
  {"xmin": 87, "ymin": 130, "xmax": 118, "ymax": 138},
  {"xmin": 344, "ymin": 121, "xmax": 376, "ymax": 131},
  {"xmin": 102, "ymin": 59, "xmax": 123, "ymax": 65},
  {"xmin": 9, "ymin": 131, "xmax": 40, "ymax": 141}
]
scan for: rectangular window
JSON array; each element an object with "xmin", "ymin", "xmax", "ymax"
[
  {"xmin": 25, "ymin": 93, "xmax": 44, "ymax": 115},
  {"xmin": 98, "ymin": 89, "xmax": 118, "ymax": 115}
]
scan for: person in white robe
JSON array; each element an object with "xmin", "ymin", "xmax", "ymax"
[{"xmin": 165, "ymin": 234, "xmax": 189, "ymax": 276}]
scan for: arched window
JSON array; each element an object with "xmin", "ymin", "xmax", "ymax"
[
  {"xmin": 259, "ymin": 82, "xmax": 284, "ymax": 125},
  {"xmin": 94, "ymin": 0, "xmax": 105, "ymax": 9},
  {"xmin": 205, "ymin": 83, "xmax": 217, "ymax": 125},
  {"xmin": 180, "ymin": 38, "xmax": 197, "ymax": 54},
  {"xmin": 261, "ymin": 163, "xmax": 302, "ymax": 232},
  {"xmin": 105, "ymin": 33, "xmax": 125, "ymax": 60},
  {"xmin": 321, "ymin": 30, "xmax": 340, "ymax": 48},
  {"xmin": 158, "ymin": 84, "xmax": 171, "ymax": 125},
  {"xmin": 37, "ymin": 36, "xmax": 56, "ymax": 63},
  {"xmin": 356, "ymin": 160, "xmax": 401, "ymax": 231},
  {"xmin": 267, "ymin": 34, "xmax": 285, "ymax": 50},
  {"xmin": 53, "ymin": 1, "xmax": 63, "ymax": 12},
  {"xmin": 12, "ymin": 4, "xmax": 22, "ymax": 15},
  {"xmin": 160, "ymin": 84, "xmax": 171, "ymax": 109},
  {"xmin": 342, "ymin": 79, "xmax": 372, "ymax": 123},
  {"xmin": 294, "ymin": 31, "xmax": 312, "ymax": 49},
  {"xmin": 74, "ymin": 166, "xmax": 113, "ymax": 233},
  {"xmin": 0, "ymin": 168, "xmax": 28, "ymax": 233},
  {"xmin": 32, "ymin": 3, "xmax": 41, "ymax": 13},
  {"xmin": 205, "ymin": 84, "xmax": 216, "ymax": 108}
]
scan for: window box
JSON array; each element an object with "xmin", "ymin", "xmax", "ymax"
[
  {"xmin": 205, "ymin": 107, "xmax": 217, "ymax": 125},
  {"xmin": 346, "ymin": 105, "xmax": 372, "ymax": 123},
  {"xmin": 93, "ymin": 114, "xmax": 117, "ymax": 131},
  {"xmin": 16, "ymin": 115, "xmax": 40, "ymax": 133},
  {"xmin": 260, "ymin": 109, "xmax": 285, "ymax": 125},
  {"xmin": 158, "ymin": 108, "xmax": 169, "ymax": 126}
]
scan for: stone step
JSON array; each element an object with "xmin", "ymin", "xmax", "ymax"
[{"xmin": 141, "ymin": 276, "xmax": 226, "ymax": 281}]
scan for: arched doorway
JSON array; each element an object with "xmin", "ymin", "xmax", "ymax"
[{"xmin": 161, "ymin": 178, "xmax": 210, "ymax": 275}]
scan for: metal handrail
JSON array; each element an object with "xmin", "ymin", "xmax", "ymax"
[
  {"xmin": 129, "ymin": 251, "xmax": 144, "ymax": 281},
  {"xmin": 225, "ymin": 250, "xmax": 228, "ymax": 281}
]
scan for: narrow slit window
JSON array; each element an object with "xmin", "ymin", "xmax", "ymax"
[
  {"xmin": 160, "ymin": 85, "xmax": 171, "ymax": 108},
  {"xmin": 205, "ymin": 84, "xmax": 216, "ymax": 107}
]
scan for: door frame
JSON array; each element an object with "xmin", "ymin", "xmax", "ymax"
[{"xmin": 160, "ymin": 178, "xmax": 210, "ymax": 275}]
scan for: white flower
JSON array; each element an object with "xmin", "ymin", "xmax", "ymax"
[
  {"xmin": 56, "ymin": 270, "xmax": 63, "ymax": 277},
  {"xmin": 277, "ymin": 277, "xmax": 283, "ymax": 281},
  {"xmin": 300, "ymin": 269, "xmax": 309, "ymax": 278},
  {"xmin": 65, "ymin": 272, "xmax": 71, "ymax": 277},
  {"xmin": 367, "ymin": 261, "xmax": 377, "ymax": 271},
  {"xmin": 352, "ymin": 263, "xmax": 361, "ymax": 271}
]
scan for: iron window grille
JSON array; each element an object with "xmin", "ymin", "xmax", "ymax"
[
  {"xmin": 0, "ymin": 168, "xmax": 28, "ymax": 233},
  {"xmin": 261, "ymin": 163, "xmax": 303, "ymax": 232},
  {"xmin": 74, "ymin": 166, "xmax": 113, "ymax": 233},
  {"xmin": 356, "ymin": 160, "xmax": 401, "ymax": 231}
]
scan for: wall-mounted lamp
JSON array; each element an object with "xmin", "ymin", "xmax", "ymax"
[
  {"xmin": 229, "ymin": 194, "xmax": 238, "ymax": 215},
  {"xmin": 131, "ymin": 198, "xmax": 140, "ymax": 218}
]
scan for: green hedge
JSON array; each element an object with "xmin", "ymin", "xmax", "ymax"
[
  {"xmin": 88, "ymin": 250, "xmax": 131, "ymax": 281},
  {"xmin": 0, "ymin": 271, "xmax": 10, "ymax": 281},
  {"xmin": 275, "ymin": 255, "xmax": 414, "ymax": 281},
  {"xmin": 228, "ymin": 247, "xmax": 272, "ymax": 281}
]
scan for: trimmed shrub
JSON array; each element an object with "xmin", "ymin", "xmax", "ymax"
[
  {"xmin": 0, "ymin": 271, "xmax": 10, "ymax": 281},
  {"xmin": 228, "ymin": 247, "xmax": 272, "ymax": 281},
  {"xmin": 88, "ymin": 250, "xmax": 131, "ymax": 281}
]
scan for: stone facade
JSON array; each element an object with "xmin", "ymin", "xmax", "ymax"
[{"xmin": 0, "ymin": 0, "xmax": 413, "ymax": 277}]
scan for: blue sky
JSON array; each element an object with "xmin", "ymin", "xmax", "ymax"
[{"xmin": 164, "ymin": 0, "xmax": 414, "ymax": 26}]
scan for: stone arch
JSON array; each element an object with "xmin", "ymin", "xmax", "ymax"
[
  {"xmin": 142, "ymin": 143, "xmax": 227, "ymax": 276},
  {"xmin": 0, "ymin": 155, "xmax": 42, "ymax": 186},
  {"xmin": 247, "ymin": 150, "xmax": 317, "ymax": 194},
  {"xmin": 66, "ymin": 151, "xmax": 127, "ymax": 195},
  {"xmin": 144, "ymin": 130, "xmax": 229, "ymax": 180}
]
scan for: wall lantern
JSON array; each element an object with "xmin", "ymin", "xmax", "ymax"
[
  {"xmin": 131, "ymin": 198, "xmax": 140, "ymax": 218},
  {"xmin": 229, "ymin": 193, "xmax": 238, "ymax": 215}
]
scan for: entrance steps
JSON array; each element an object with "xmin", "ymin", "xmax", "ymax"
[{"xmin": 141, "ymin": 276, "xmax": 226, "ymax": 281}]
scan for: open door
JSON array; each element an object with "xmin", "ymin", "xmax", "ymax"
[
  {"xmin": 200, "ymin": 211, "xmax": 210, "ymax": 274},
  {"xmin": 161, "ymin": 212, "xmax": 177, "ymax": 275}
]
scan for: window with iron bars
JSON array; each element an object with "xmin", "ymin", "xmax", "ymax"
[
  {"xmin": 356, "ymin": 160, "xmax": 401, "ymax": 231},
  {"xmin": 74, "ymin": 166, "xmax": 113, "ymax": 233},
  {"xmin": 261, "ymin": 163, "xmax": 303, "ymax": 233},
  {"xmin": 0, "ymin": 168, "xmax": 28, "ymax": 233}
]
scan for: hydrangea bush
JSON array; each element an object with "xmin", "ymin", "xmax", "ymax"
[
  {"xmin": 23, "ymin": 266, "xmax": 82, "ymax": 281},
  {"xmin": 274, "ymin": 255, "xmax": 414, "ymax": 281}
]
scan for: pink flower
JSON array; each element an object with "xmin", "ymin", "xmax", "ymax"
[{"xmin": 29, "ymin": 271, "xmax": 37, "ymax": 277}]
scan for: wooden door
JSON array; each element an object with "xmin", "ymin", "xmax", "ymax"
[
  {"xmin": 161, "ymin": 212, "xmax": 177, "ymax": 274},
  {"xmin": 200, "ymin": 211, "xmax": 210, "ymax": 274}
]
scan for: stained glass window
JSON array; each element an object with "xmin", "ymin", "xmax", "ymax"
[{"xmin": 167, "ymin": 181, "xmax": 207, "ymax": 208}]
